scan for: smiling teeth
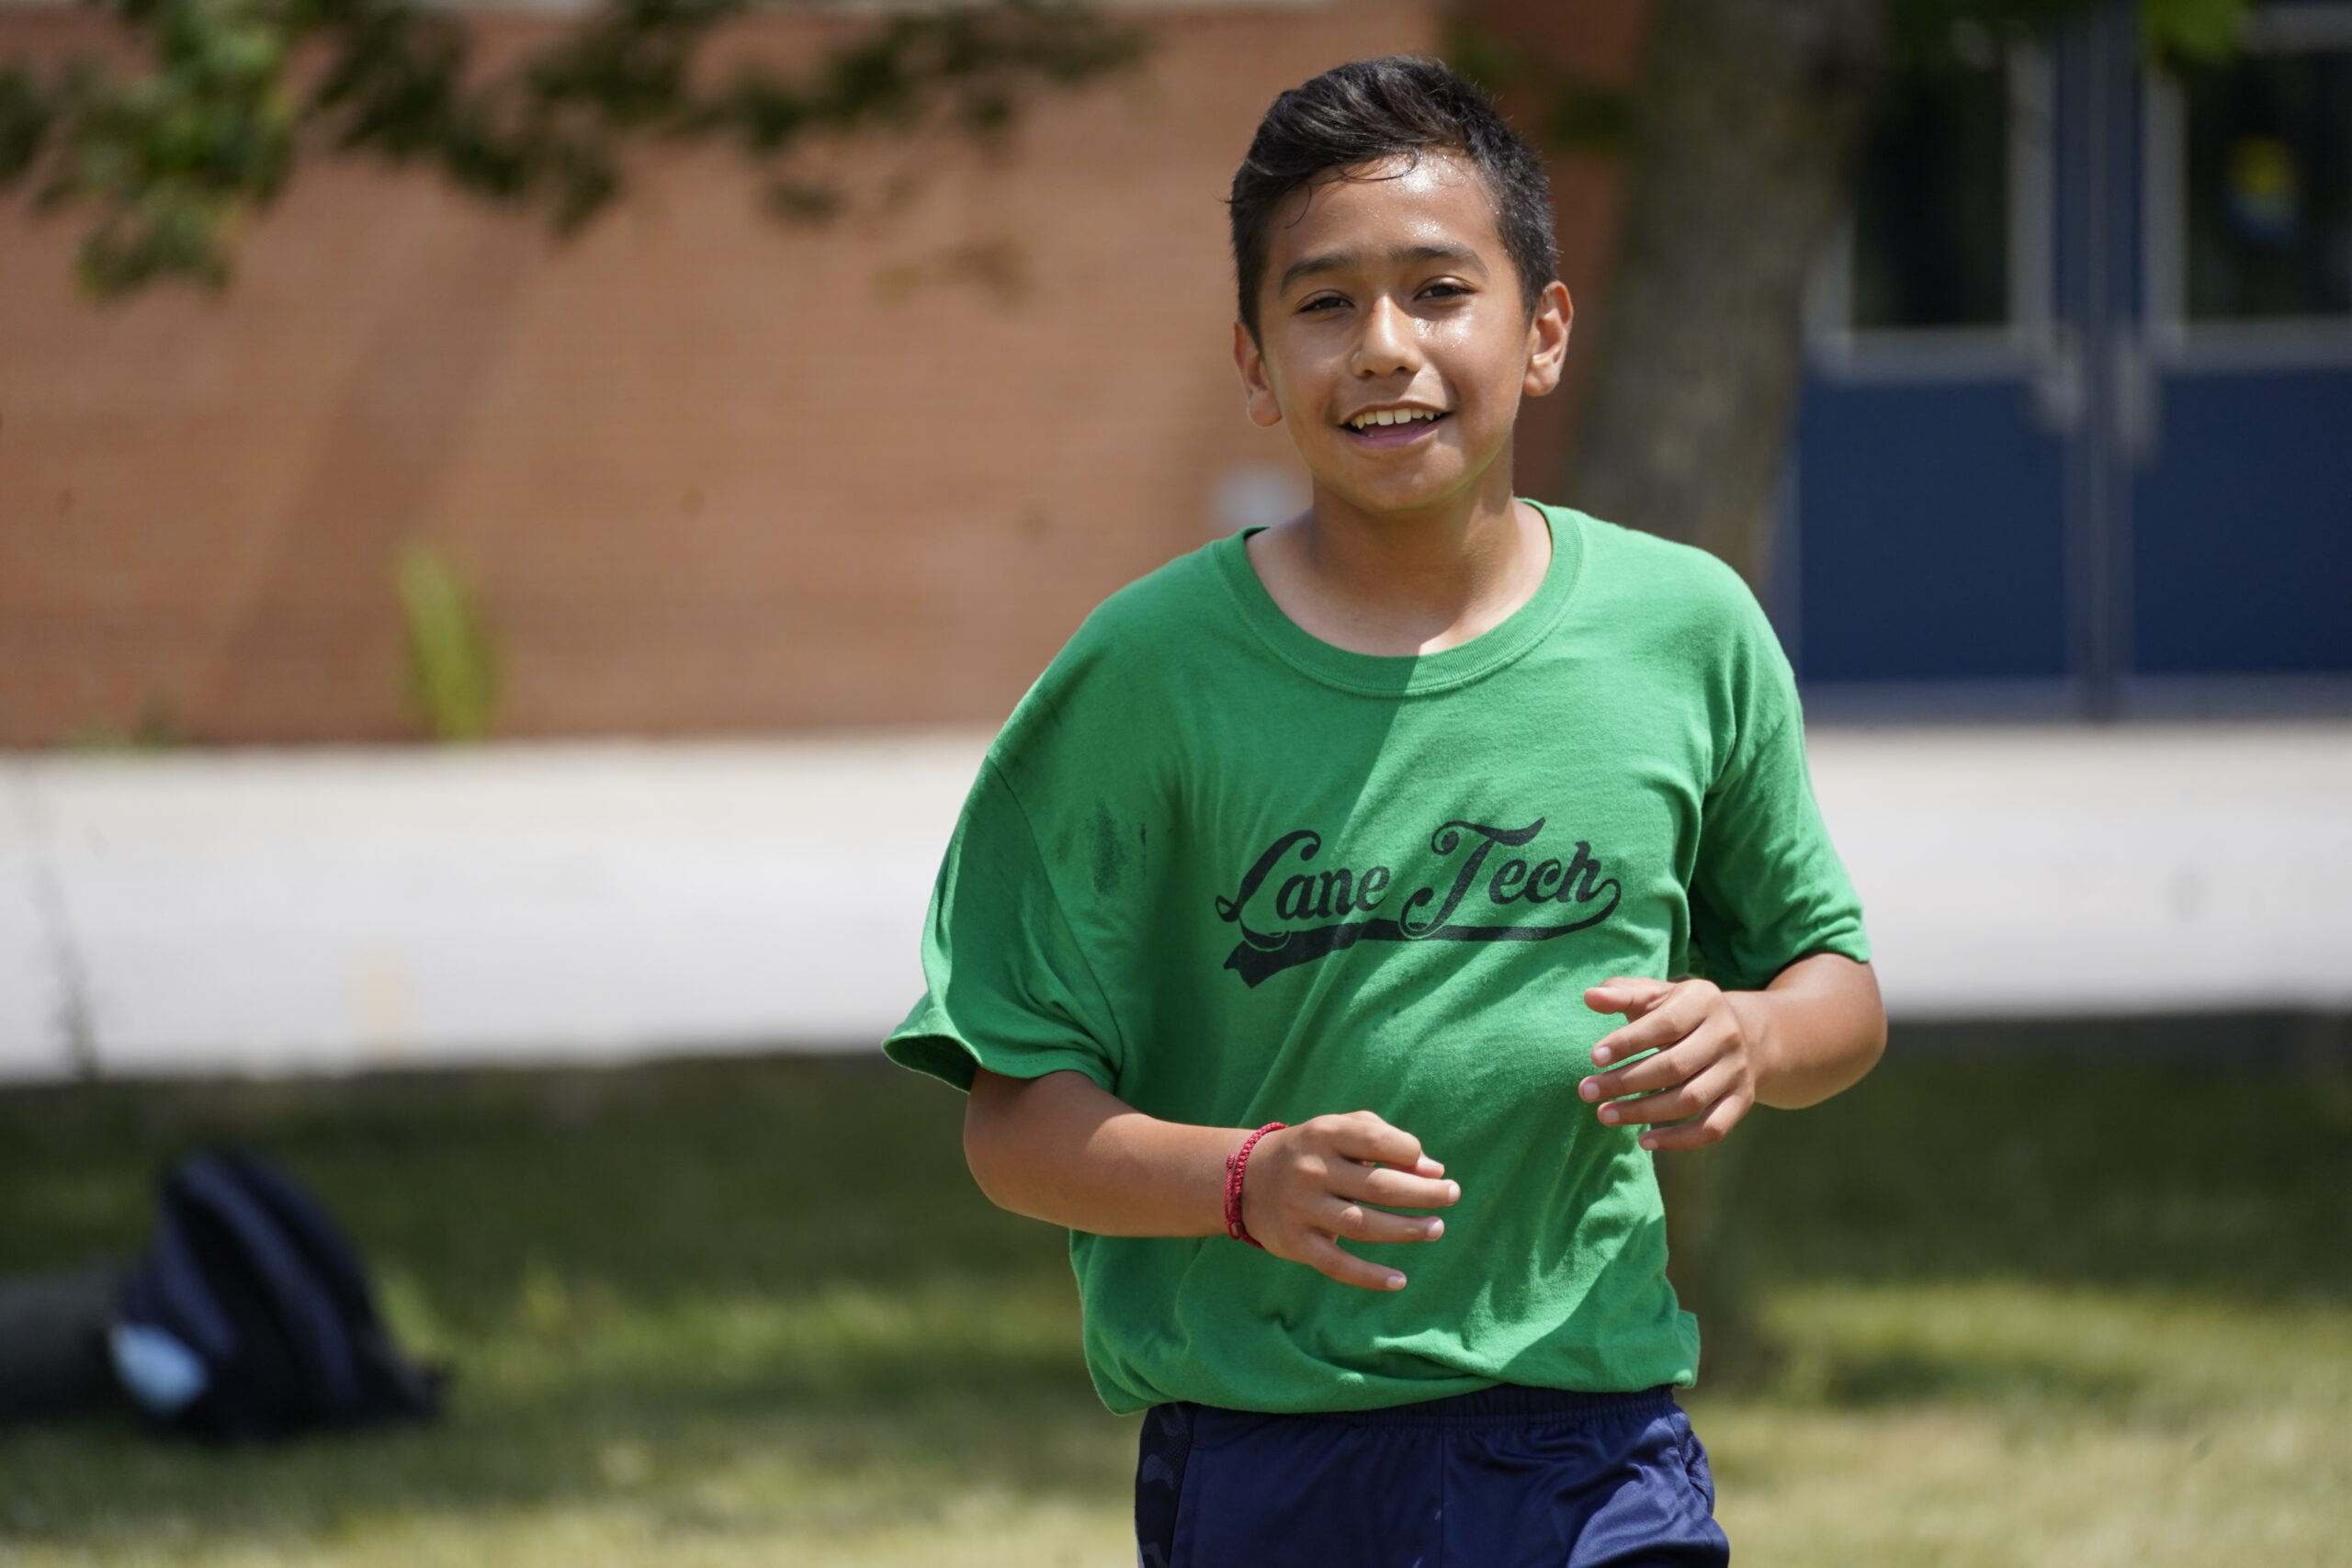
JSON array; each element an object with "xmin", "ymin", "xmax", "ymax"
[{"xmin": 1351, "ymin": 409, "xmax": 1441, "ymax": 430}]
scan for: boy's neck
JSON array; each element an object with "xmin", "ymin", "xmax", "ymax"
[{"xmin": 1247, "ymin": 473, "xmax": 1550, "ymax": 658}]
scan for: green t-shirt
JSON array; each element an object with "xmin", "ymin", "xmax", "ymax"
[{"xmin": 884, "ymin": 501, "xmax": 1870, "ymax": 1416}]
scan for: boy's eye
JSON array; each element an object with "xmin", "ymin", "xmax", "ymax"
[{"xmin": 1297, "ymin": 283, "xmax": 1466, "ymax": 314}]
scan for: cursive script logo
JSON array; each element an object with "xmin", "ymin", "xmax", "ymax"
[{"xmin": 1212, "ymin": 817, "xmax": 1622, "ymax": 987}]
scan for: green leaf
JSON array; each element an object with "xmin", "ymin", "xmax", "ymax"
[
  {"xmin": 396, "ymin": 537, "xmax": 502, "ymax": 744},
  {"xmin": 6, "ymin": 0, "xmax": 1148, "ymax": 299}
]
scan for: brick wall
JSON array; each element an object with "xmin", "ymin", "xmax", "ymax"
[{"xmin": 0, "ymin": 0, "xmax": 1649, "ymax": 746}]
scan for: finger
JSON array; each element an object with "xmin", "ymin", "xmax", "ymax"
[
  {"xmin": 1636, "ymin": 1089, "xmax": 1751, "ymax": 1152},
  {"xmin": 1326, "ymin": 1111, "xmax": 1432, "ymax": 1173},
  {"xmin": 1333, "ymin": 1164, "xmax": 1462, "ymax": 1211},
  {"xmin": 1295, "ymin": 1232, "xmax": 1408, "ymax": 1292},
  {"xmin": 1596, "ymin": 1061, "xmax": 1738, "ymax": 1128},
  {"xmin": 1582, "ymin": 1041, "xmax": 1702, "ymax": 1104},
  {"xmin": 1589, "ymin": 987, "xmax": 1712, "ymax": 1066},
  {"xmin": 1584, "ymin": 976, "xmax": 1672, "ymax": 1019},
  {"xmin": 1319, "ymin": 1196, "xmax": 1447, "ymax": 1245},
  {"xmin": 1583, "ymin": 1016, "xmax": 1736, "ymax": 1100}
]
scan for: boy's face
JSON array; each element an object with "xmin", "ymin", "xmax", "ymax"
[{"xmin": 1234, "ymin": 151, "xmax": 1571, "ymax": 519}]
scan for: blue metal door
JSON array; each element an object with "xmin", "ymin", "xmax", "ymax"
[
  {"xmin": 2125, "ymin": 3, "xmax": 2352, "ymax": 703},
  {"xmin": 1785, "ymin": 0, "xmax": 2352, "ymax": 716}
]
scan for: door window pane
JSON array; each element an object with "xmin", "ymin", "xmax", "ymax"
[
  {"xmin": 1851, "ymin": 61, "xmax": 2013, "ymax": 330},
  {"xmin": 2181, "ymin": 49, "xmax": 2352, "ymax": 320}
]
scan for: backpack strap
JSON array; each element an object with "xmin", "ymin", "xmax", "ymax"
[
  {"xmin": 119, "ymin": 1205, "xmax": 242, "ymax": 1366},
  {"xmin": 171, "ymin": 1156, "xmax": 363, "ymax": 1418},
  {"xmin": 218, "ymin": 1149, "xmax": 443, "ymax": 1421},
  {"xmin": 215, "ymin": 1150, "xmax": 379, "ymax": 1328}
]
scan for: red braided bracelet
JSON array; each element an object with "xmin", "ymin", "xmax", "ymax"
[{"xmin": 1223, "ymin": 1122, "xmax": 1287, "ymax": 1248}]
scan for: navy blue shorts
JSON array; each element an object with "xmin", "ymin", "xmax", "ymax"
[{"xmin": 1134, "ymin": 1383, "xmax": 1728, "ymax": 1568}]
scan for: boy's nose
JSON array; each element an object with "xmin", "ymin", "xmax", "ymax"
[{"xmin": 1351, "ymin": 296, "xmax": 1422, "ymax": 378}]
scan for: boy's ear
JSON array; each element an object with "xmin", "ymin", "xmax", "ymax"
[
  {"xmin": 1233, "ymin": 320, "xmax": 1285, "ymax": 428},
  {"xmin": 1522, "ymin": 280, "xmax": 1574, "ymax": 400}
]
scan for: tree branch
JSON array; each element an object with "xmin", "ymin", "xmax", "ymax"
[{"xmin": 0, "ymin": 0, "xmax": 1147, "ymax": 299}]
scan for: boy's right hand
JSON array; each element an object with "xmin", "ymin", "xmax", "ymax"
[{"xmin": 1239, "ymin": 1111, "xmax": 1459, "ymax": 1292}]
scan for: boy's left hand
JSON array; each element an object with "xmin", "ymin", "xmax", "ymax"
[{"xmin": 1578, "ymin": 976, "xmax": 1762, "ymax": 1152}]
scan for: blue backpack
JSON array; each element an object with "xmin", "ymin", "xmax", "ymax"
[{"xmin": 113, "ymin": 1149, "xmax": 446, "ymax": 1441}]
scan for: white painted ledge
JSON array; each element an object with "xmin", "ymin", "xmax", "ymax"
[
  {"xmin": 3, "ymin": 723, "xmax": 2347, "ymax": 1082},
  {"xmin": 1807, "ymin": 723, "xmax": 2352, "ymax": 1020},
  {"xmin": 0, "ymin": 732, "xmax": 989, "ymax": 1082}
]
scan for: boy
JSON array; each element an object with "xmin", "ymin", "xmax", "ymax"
[{"xmin": 884, "ymin": 55, "xmax": 1884, "ymax": 1567}]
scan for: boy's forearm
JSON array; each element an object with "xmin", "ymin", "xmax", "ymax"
[
  {"xmin": 964, "ymin": 1066, "xmax": 1250, "ymax": 1237},
  {"xmin": 1732, "ymin": 952, "xmax": 1886, "ymax": 1110}
]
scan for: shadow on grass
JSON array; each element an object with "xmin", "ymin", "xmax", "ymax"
[
  {"xmin": 2, "ymin": 1280, "xmax": 1132, "ymax": 1550},
  {"xmin": 4, "ymin": 1398, "xmax": 1131, "ymax": 1553},
  {"xmin": 1793, "ymin": 1345, "xmax": 2148, "ymax": 1412},
  {"xmin": 0, "ymin": 1055, "xmax": 1063, "ymax": 1322},
  {"xmin": 0, "ymin": 1055, "xmax": 1131, "ymax": 1553},
  {"xmin": 2, "ymin": 1026, "xmax": 2346, "ymax": 1555},
  {"xmin": 1724, "ymin": 1014, "xmax": 2352, "ymax": 1308}
]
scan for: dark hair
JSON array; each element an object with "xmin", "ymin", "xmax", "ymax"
[{"xmin": 1227, "ymin": 56, "xmax": 1558, "ymax": 338}]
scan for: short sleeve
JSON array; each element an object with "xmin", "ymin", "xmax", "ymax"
[
  {"xmin": 1686, "ymin": 597, "xmax": 1871, "ymax": 994},
  {"xmin": 882, "ymin": 757, "xmax": 1125, "ymax": 1094}
]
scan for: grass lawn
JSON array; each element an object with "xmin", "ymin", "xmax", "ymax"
[{"xmin": 1, "ymin": 1032, "xmax": 2346, "ymax": 1566}]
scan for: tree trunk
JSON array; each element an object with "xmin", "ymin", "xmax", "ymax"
[
  {"xmin": 1568, "ymin": 0, "xmax": 1887, "ymax": 592},
  {"xmin": 1567, "ymin": 0, "xmax": 1888, "ymax": 1387},
  {"xmin": 1656, "ymin": 1140, "xmax": 1773, "ymax": 1388}
]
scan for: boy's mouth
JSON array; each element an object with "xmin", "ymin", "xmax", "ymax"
[{"xmin": 1340, "ymin": 406, "xmax": 1451, "ymax": 447}]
